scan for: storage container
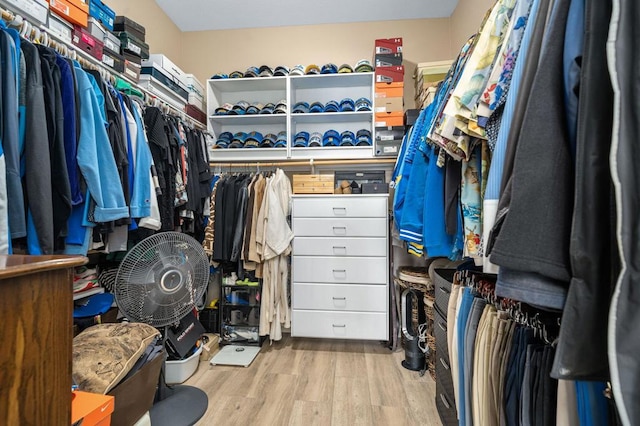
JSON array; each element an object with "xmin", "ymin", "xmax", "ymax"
[
  {"xmin": 140, "ymin": 66, "xmax": 188, "ymax": 101},
  {"xmin": 0, "ymin": 0, "xmax": 49, "ymax": 25},
  {"xmin": 102, "ymin": 48, "xmax": 124, "ymax": 73},
  {"xmin": 72, "ymin": 26, "xmax": 104, "ymax": 61},
  {"xmin": 123, "ymin": 59, "xmax": 141, "ymax": 82},
  {"xmin": 142, "ymin": 54, "xmax": 188, "ymax": 89},
  {"xmin": 86, "ymin": 16, "xmax": 106, "ymax": 42},
  {"xmin": 292, "ymin": 174, "xmax": 334, "ymax": 194},
  {"xmin": 113, "ymin": 15, "xmax": 145, "ymax": 41},
  {"xmin": 185, "ymin": 104, "xmax": 206, "ymax": 125},
  {"xmin": 89, "ymin": 0, "xmax": 115, "ymax": 31},
  {"xmin": 47, "ymin": 11, "xmax": 73, "ymax": 44},
  {"xmin": 165, "ymin": 346, "xmax": 202, "ymax": 384},
  {"xmin": 103, "ymin": 30, "xmax": 120, "ymax": 54},
  {"xmin": 117, "ymin": 31, "xmax": 149, "ymax": 59},
  {"xmin": 138, "ymin": 74, "xmax": 187, "ymax": 111},
  {"xmin": 49, "ymin": 0, "xmax": 88, "ymax": 27}
]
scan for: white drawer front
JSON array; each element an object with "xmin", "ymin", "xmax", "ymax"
[
  {"xmin": 292, "ymin": 310, "xmax": 388, "ymax": 340},
  {"xmin": 293, "ymin": 237, "xmax": 386, "ymax": 257},
  {"xmin": 293, "ymin": 218, "xmax": 387, "ymax": 237},
  {"xmin": 293, "ymin": 196, "xmax": 387, "ymax": 218},
  {"xmin": 292, "ymin": 256, "xmax": 387, "ymax": 284},
  {"xmin": 293, "ymin": 283, "xmax": 388, "ymax": 312}
]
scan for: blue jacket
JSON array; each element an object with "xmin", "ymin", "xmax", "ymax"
[
  {"xmin": 129, "ymin": 102, "xmax": 152, "ymax": 218},
  {"xmin": 74, "ymin": 62, "xmax": 128, "ymax": 223}
]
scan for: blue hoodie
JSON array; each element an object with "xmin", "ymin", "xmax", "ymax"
[
  {"xmin": 129, "ymin": 102, "xmax": 152, "ymax": 219},
  {"xmin": 65, "ymin": 64, "xmax": 128, "ymax": 254}
]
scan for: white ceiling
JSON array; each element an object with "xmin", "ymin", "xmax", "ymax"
[{"xmin": 155, "ymin": 0, "xmax": 459, "ymax": 32}]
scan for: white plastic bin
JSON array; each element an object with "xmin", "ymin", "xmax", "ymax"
[{"xmin": 165, "ymin": 346, "xmax": 202, "ymax": 384}]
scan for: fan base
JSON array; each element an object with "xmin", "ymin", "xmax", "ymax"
[{"xmin": 149, "ymin": 385, "xmax": 208, "ymax": 426}]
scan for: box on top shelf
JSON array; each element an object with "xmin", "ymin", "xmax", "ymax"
[
  {"xmin": 374, "ymin": 53, "xmax": 403, "ymax": 67},
  {"xmin": 0, "ymin": 0, "xmax": 49, "ymax": 25},
  {"xmin": 103, "ymin": 30, "xmax": 120, "ymax": 53},
  {"xmin": 86, "ymin": 16, "xmax": 106, "ymax": 41},
  {"xmin": 47, "ymin": 11, "xmax": 73, "ymax": 44},
  {"xmin": 114, "ymin": 15, "xmax": 145, "ymax": 41},
  {"xmin": 185, "ymin": 104, "xmax": 206, "ymax": 125},
  {"xmin": 117, "ymin": 31, "xmax": 149, "ymax": 59},
  {"xmin": 140, "ymin": 66, "xmax": 189, "ymax": 101},
  {"xmin": 142, "ymin": 54, "xmax": 189, "ymax": 89},
  {"xmin": 88, "ymin": 0, "xmax": 115, "ymax": 31},
  {"xmin": 413, "ymin": 60, "xmax": 452, "ymax": 79},
  {"xmin": 185, "ymin": 74, "xmax": 205, "ymax": 111},
  {"xmin": 102, "ymin": 47, "xmax": 124, "ymax": 73},
  {"xmin": 49, "ymin": 0, "xmax": 88, "ymax": 27},
  {"xmin": 72, "ymin": 26, "xmax": 104, "ymax": 61},
  {"xmin": 375, "ymin": 37, "xmax": 403, "ymax": 54},
  {"xmin": 123, "ymin": 59, "xmax": 141, "ymax": 82},
  {"xmin": 375, "ymin": 66, "xmax": 404, "ymax": 84}
]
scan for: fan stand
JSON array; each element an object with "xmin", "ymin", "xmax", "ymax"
[{"xmin": 149, "ymin": 327, "xmax": 208, "ymax": 426}]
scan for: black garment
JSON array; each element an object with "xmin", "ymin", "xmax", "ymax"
[
  {"xmin": 551, "ymin": 0, "xmax": 616, "ymax": 382},
  {"xmin": 231, "ymin": 177, "xmax": 249, "ymax": 262},
  {"xmin": 21, "ymin": 41, "xmax": 53, "ymax": 254},
  {"xmin": 144, "ymin": 107, "xmax": 175, "ymax": 231},
  {"xmin": 212, "ymin": 176, "xmax": 227, "ymax": 261},
  {"xmin": 491, "ymin": 0, "xmax": 574, "ymax": 308},
  {"xmin": 486, "ymin": 0, "xmax": 551, "ymax": 255},
  {"xmin": 221, "ymin": 175, "xmax": 239, "ymax": 261},
  {"xmin": 444, "ymin": 156, "xmax": 462, "ymax": 236},
  {"xmin": 106, "ymin": 87, "xmax": 129, "ymax": 206},
  {"xmin": 607, "ymin": 0, "xmax": 640, "ymax": 423},
  {"xmin": 36, "ymin": 45, "xmax": 71, "ymax": 252}
]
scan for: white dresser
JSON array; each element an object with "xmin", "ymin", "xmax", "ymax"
[{"xmin": 291, "ymin": 194, "xmax": 389, "ymax": 340}]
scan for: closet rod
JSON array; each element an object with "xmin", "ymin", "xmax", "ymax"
[
  {"xmin": 0, "ymin": 6, "xmax": 208, "ymax": 132},
  {"xmin": 209, "ymin": 158, "xmax": 396, "ymax": 168}
]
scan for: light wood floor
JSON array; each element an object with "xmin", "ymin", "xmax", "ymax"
[{"xmin": 184, "ymin": 335, "xmax": 442, "ymax": 426}]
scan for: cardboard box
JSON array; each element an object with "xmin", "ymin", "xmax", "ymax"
[
  {"xmin": 89, "ymin": 0, "xmax": 115, "ymax": 31},
  {"xmin": 375, "ymin": 111, "xmax": 404, "ymax": 127},
  {"xmin": 71, "ymin": 391, "xmax": 115, "ymax": 426},
  {"xmin": 375, "ymin": 126, "xmax": 405, "ymax": 142},
  {"xmin": 375, "ymin": 53, "xmax": 403, "ymax": 67},
  {"xmin": 0, "ymin": 0, "xmax": 49, "ymax": 25},
  {"xmin": 375, "ymin": 66, "xmax": 404, "ymax": 83},
  {"xmin": 49, "ymin": 0, "xmax": 88, "ymax": 27},
  {"xmin": 47, "ymin": 11, "xmax": 73, "ymax": 44},
  {"xmin": 375, "ymin": 37, "xmax": 403, "ymax": 54},
  {"xmin": 293, "ymin": 174, "xmax": 335, "ymax": 194},
  {"xmin": 375, "ymin": 139, "xmax": 402, "ymax": 157},
  {"xmin": 72, "ymin": 26, "xmax": 104, "ymax": 60},
  {"xmin": 375, "ymin": 82, "xmax": 404, "ymax": 98},
  {"xmin": 374, "ymin": 96, "xmax": 403, "ymax": 114}
]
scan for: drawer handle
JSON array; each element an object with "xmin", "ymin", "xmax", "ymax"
[
  {"xmin": 332, "ymin": 246, "xmax": 347, "ymax": 254},
  {"xmin": 439, "ymin": 358, "xmax": 450, "ymax": 370},
  {"xmin": 332, "ymin": 226, "xmax": 347, "ymax": 235},
  {"xmin": 332, "ymin": 207, "xmax": 347, "ymax": 215},
  {"xmin": 332, "ymin": 324, "xmax": 346, "ymax": 328},
  {"xmin": 438, "ymin": 321, "xmax": 447, "ymax": 332},
  {"xmin": 333, "ymin": 297, "xmax": 346, "ymax": 301},
  {"xmin": 439, "ymin": 286, "xmax": 451, "ymax": 295},
  {"xmin": 440, "ymin": 394, "xmax": 451, "ymax": 409},
  {"xmin": 333, "ymin": 269, "xmax": 346, "ymax": 275}
]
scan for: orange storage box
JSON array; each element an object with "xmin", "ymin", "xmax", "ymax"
[
  {"xmin": 71, "ymin": 390, "xmax": 115, "ymax": 426},
  {"xmin": 375, "ymin": 82, "xmax": 404, "ymax": 98},
  {"xmin": 375, "ymin": 111, "xmax": 404, "ymax": 127},
  {"xmin": 49, "ymin": 0, "xmax": 89, "ymax": 27}
]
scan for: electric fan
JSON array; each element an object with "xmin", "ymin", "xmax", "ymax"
[{"xmin": 114, "ymin": 232, "xmax": 209, "ymax": 426}]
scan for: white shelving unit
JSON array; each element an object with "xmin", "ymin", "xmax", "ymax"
[{"xmin": 207, "ymin": 73, "xmax": 375, "ymax": 161}]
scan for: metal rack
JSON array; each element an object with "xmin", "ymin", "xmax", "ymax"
[{"xmin": 0, "ymin": 6, "xmax": 207, "ymax": 131}]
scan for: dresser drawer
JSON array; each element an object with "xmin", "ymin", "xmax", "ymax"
[
  {"xmin": 292, "ymin": 310, "xmax": 388, "ymax": 340},
  {"xmin": 292, "ymin": 256, "xmax": 387, "ymax": 284},
  {"xmin": 293, "ymin": 283, "xmax": 388, "ymax": 312},
  {"xmin": 293, "ymin": 196, "xmax": 387, "ymax": 218},
  {"xmin": 434, "ymin": 309, "xmax": 450, "ymax": 361},
  {"xmin": 293, "ymin": 218, "xmax": 387, "ymax": 237},
  {"xmin": 435, "ymin": 353, "xmax": 456, "ymax": 405},
  {"xmin": 293, "ymin": 237, "xmax": 387, "ymax": 257},
  {"xmin": 434, "ymin": 268, "xmax": 456, "ymax": 316}
]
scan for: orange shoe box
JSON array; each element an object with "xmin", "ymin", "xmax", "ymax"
[
  {"xmin": 375, "ymin": 82, "xmax": 404, "ymax": 98},
  {"xmin": 71, "ymin": 390, "xmax": 115, "ymax": 426},
  {"xmin": 49, "ymin": 0, "xmax": 89, "ymax": 27},
  {"xmin": 375, "ymin": 111, "xmax": 404, "ymax": 127}
]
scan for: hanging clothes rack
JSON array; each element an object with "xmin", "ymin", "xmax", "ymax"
[
  {"xmin": 0, "ymin": 6, "xmax": 208, "ymax": 131},
  {"xmin": 210, "ymin": 157, "xmax": 396, "ymax": 172}
]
